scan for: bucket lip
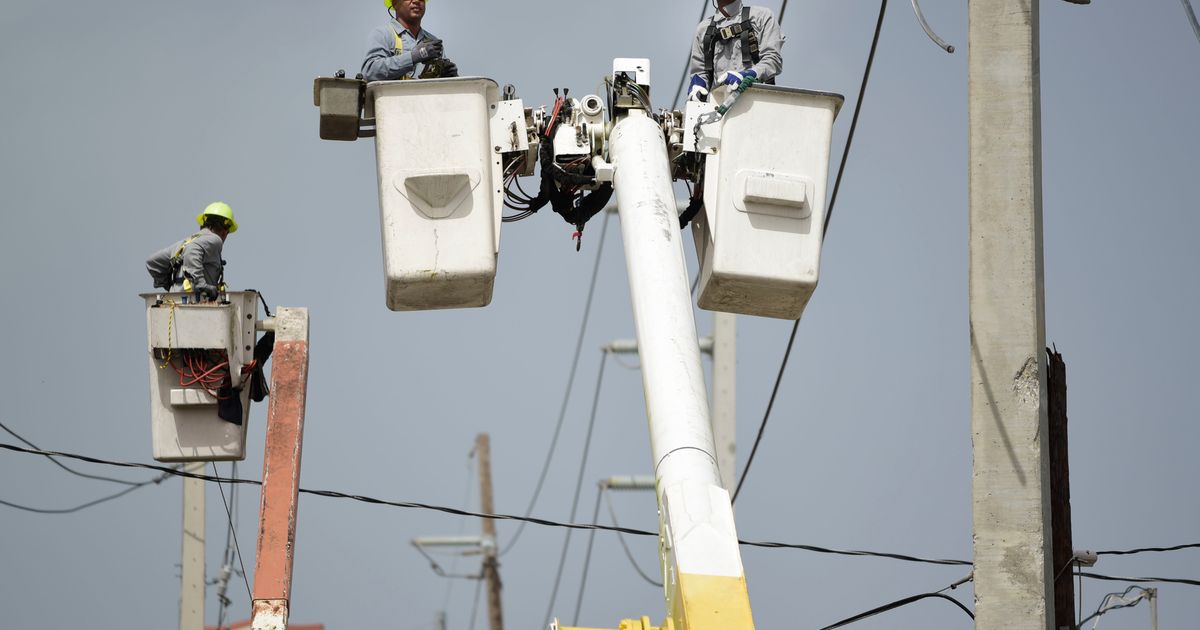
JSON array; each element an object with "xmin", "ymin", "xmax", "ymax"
[
  {"xmin": 365, "ymin": 76, "xmax": 499, "ymax": 98},
  {"xmin": 746, "ymin": 84, "xmax": 846, "ymax": 115}
]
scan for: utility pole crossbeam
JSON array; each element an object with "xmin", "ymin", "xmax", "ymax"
[
  {"xmin": 180, "ymin": 462, "xmax": 205, "ymax": 630},
  {"xmin": 250, "ymin": 307, "xmax": 311, "ymax": 630},
  {"xmin": 968, "ymin": 2, "xmax": 1055, "ymax": 629}
]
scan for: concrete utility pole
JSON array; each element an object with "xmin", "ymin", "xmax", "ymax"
[
  {"xmin": 969, "ymin": 2, "xmax": 1055, "ymax": 629},
  {"xmin": 476, "ymin": 433, "xmax": 504, "ymax": 630},
  {"xmin": 250, "ymin": 308, "xmax": 311, "ymax": 630},
  {"xmin": 180, "ymin": 462, "xmax": 205, "ymax": 630}
]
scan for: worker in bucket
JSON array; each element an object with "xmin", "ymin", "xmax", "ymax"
[
  {"xmin": 362, "ymin": 0, "xmax": 459, "ymax": 81},
  {"xmin": 145, "ymin": 202, "xmax": 237, "ymax": 303},
  {"xmin": 686, "ymin": 0, "xmax": 784, "ymax": 102}
]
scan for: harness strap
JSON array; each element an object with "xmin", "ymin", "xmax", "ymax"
[
  {"xmin": 390, "ymin": 26, "xmax": 415, "ymax": 80},
  {"xmin": 702, "ymin": 7, "xmax": 765, "ymax": 84}
]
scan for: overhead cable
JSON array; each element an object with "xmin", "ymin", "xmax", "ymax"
[
  {"xmin": 542, "ymin": 351, "xmax": 608, "ymax": 629},
  {"xmin": 733, "ymin": 0, "xmax": 890, "ymax": 504},
  {"xmin": 7, "ymin": 442, "xmax": 1199, "ymax": 578},
  {"xmin": 502, "ymin": 211, "xmax": 611, "ymax": 557},
  {"xmin": 571, "ymin": 486, "xmax": 607, "ymax": 625},
  {"xmin": 816, "ymin": 587, "xmax": 974, "ymax": 630},
  {"xmin": 210, "ymin": 463, "xmax": 253, "ymax": 604},
  {"xmin": 1097, "ymin": 542, "xmax": 1200, "ymax": 556},
  {"xmin": 603, "ymin": 485, "xmax": 664, "ymax": 586},
  {"xmin": 1079, "ymin": 572, "xmax": 1200, "ymax": 587},
  {"xmin": 0, "ymin": 477, "xmax": 171, "ymax": 515},
  {"xmin": 1182, "ymin": 0, "xmax": 1200, "ymax": 46},
  {"xmin": 0, "ymin": 419, "xmax": 145, "ymax": 487},
  {"xmin": 671, "ymin": 0, "xmax": 712, "ymax": 109},
  {"xmin": 1077, "ymin": 585, "xmax": 1152, "ymax": 627}
]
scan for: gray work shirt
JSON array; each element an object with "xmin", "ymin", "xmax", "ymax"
[
  {"xmin": 361, "ymin": 19, "xmax": 440, "ymax": 82},
  {"xmin": 166, "ymin": 228, "xmax": 224, "ymax": 293},
  {"xmin": 688, "ymin": 1, "xmax": 783, "ymax": 85}
]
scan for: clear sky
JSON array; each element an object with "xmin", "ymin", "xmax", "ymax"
[{"xmin": 1, "ymin": 1, "xmax": 1197, "ymax": 629}]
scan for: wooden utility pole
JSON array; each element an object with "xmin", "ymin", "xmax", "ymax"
[
  {"xmin": 476, "ymin": 433, "xmax": 504, "ymax": 630},
  {"xmin": 968, "ymin": 1, "xmax": 1056, "ymax": 628},
  {"xmin": 1048, "ymin": 348, "xmax": 1075, "ymax": 630}
]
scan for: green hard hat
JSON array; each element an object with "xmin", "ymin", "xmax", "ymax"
[{"xmin": 196, "ymin": 201, "xmax": 238, "ymax": 233}]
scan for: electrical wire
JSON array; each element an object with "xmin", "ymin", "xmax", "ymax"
[
  {"xmin": 1078, "ymin": 585, "xmax": 1152, "ymax": 627},
  {"xmin": 500, "ymin": 211, "xmax": 611, "ymax": 557},
  {"xmin": 210, "ymin": 463, "xmax": 253, "ymax": 605},
  {"xmin": 1079, "ymin": 572, "xmax": 1200, "ymax": 587},
  {"xmin": 816, "ymin": 589, "xmax": 974, "ymax": 630},
  {"xmin": 571, "ymin": 485, "xmax": 606, "ymax": 625},
  {"xmin": 0, "ymin": 420, "xmax": 143, "ymax": 486},
  {"xmin": 1097, "ymin": 542, "xmax": 1200, "ymax": 556},
  {"xmin": 671, "ymin": 0, "xmax": 712, "ymax": 108},
  {"xmin": 1182, "ymin": 0, "xmax": 1200, "ymax": 46},
  {"xmin": 732, "ymin": 0, "xmax": 889, "ymax": 506},
  {"xmin": 9, "ymin": 441, "xmax": 1199, "ymax": 578},
  {"xmin": 0, "ymin": 479, "xmax": 169, "ymax": 515},
  {"xmin": 467, "ymin": 572, "xmax": 484, "ymax": 630},
  {"xmin": 542, "ymin": 351, "xmax": 608, "ymax": 629},
  {"xmin": 603, "ymin": 485, "xmax": 663, "ymax": 587}
]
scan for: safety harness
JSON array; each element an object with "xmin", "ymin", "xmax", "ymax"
[{"xmin": 701, "ymin": 6, "xmax": 774, "ymax": 87}]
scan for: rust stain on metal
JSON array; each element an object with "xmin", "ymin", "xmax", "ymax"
[{"xmin": 253, "ymin": 339, "xmax": 309, "ymax": 603}]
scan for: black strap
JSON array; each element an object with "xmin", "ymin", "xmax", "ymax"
[
  {"xmin": 703, "ymin": 7, "xmax": 765, "ymax": 84},
  {"xmin": 702, "ymin": 20, "xmax": 719, "ymax": 87}
]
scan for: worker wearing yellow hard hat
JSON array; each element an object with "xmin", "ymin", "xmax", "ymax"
[
  {"xmin": 362, "ymin": 0, "xmax": 459, "ymax": 81},
  {"xmin": 145, "ymin": 202, "xmax": 239, "ymax": 302}
]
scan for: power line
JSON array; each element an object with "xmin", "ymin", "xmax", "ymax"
[
  {"xmin": 210, "ymin": 463, "xmax": 253, "ymax": 605},
  {"xmin": 542, "ymin": 351, "xmax": 608, "ymax": 629},
  {"xmin": 571, "ymin": 485, "xmax": 605, "ymax": 625},
  {"xmin": 671, "ymin": 0, "xmax": 712, "ymax": 109},
  {"xmin": 1097, "ymin": 542, "xmax": 1200, "ymax": 556},
  {"xmin": 816, "ymin": 587, "xmax": 974, "ymax": 630},
  {"xmin": 1079, "ymin": 572, "xmax": 1200, "ymax": 587},
  {"xmin": 1077, "ymin": 585, "xmax": 1152, "ymax": 627},
  {"xmin": 732, "ymin": 0, "xmax": 890, "ymax": 505},
  {"xmin": 0, "ymin": 419, "xmax": 144, "ymax": 487},
  {"xmin": 1181, "ymin": 0, "xmax": 1200, "ymax": 46},
  {"xmin": 603, "ymin": 485, "xmax": 663, "ymax": 587},
  {"xmin": 6, "ymin": 441, "xmax": 1198, "ymax": 577},
  {"xmin": 0, "ymin": 478, "xmax": 170, "ymax": 515},
  {"xmin": 502, "ymin": 211, "xmax": 610, "ymax": 557}
]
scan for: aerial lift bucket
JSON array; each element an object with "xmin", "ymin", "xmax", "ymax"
[
  {"xmin": 690, "ymin": 85, "xmax": 844, "ymax": 320},
  {"xmin": 142, "ymin": 291, "xmax": 259, "ymax": 462},
  {"xmin": 365, "ymin": 78, "xmax": 506, "ymax": 311}
]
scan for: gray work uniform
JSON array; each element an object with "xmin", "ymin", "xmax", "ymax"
[
  {"xmin": 688, "ymin": 1, "xmax": 783, "ymax": 85},
  {"xmin": 160, "ymin": 228, "xmax": 224, "ymax": 294},
  {"xmin": 361, "ymin": 19, "xmax": 441, "ymax": 82}
]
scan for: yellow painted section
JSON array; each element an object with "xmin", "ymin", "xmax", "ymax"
[
  {"xmin": 673, "ymin": 572, "xmax": 755, "ymax": 630},
  {"xmin": 558, "ymin": 616, "xmax": 674, "ymax": 630}
]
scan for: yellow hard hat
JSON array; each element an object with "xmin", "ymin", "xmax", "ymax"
[
  {"xmin": 196, "ymin": 201, "xmax": 239, "ymax": 233},
  {"xmin": 385, "ymin": 0, "xmax": 427, "ymax": 9}
]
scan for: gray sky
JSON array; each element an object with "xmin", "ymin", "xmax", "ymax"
[{"xmin": 1, "ymin": 0, "xmax": 1197, "ymax": 628}]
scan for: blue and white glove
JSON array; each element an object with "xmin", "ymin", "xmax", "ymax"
[
  {"xmin": 717, "ymin": 68, "xmax": 758, "ymax": 88},
  {"xmin": 687, "ymin": 74, "xmax": 710, "ymax": 102}
]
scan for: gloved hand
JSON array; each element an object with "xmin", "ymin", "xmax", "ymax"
[
  {"xmin": 717, "ymin": 68, "xmax": 758, "ymax": 88},
  {"xmin": 441, "ymin": 59, "xmax": 459, "ymax": 77},
  {"xmin": 410, "ymin": 38, "xmax": 444, "ymax": 64},
  {"xmin": 195, "ymin": 286, "xmax": 220, "ymax": 302},
  {"xmin": 687, "ymin": 74, "xmax": 709, "ymax": 102}
]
